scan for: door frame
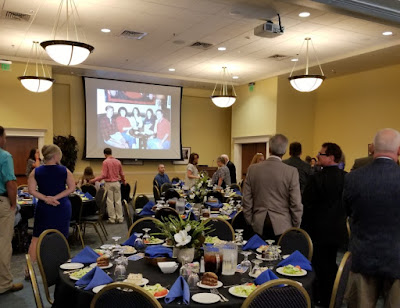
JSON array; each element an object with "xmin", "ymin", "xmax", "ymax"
[
  {"xmin": 5, "ymin": 128, "xmax": 47, "ymax": 155},
  {"xmin": 232, "ymin": 135, "xmax": 270, "ymax": 183}
]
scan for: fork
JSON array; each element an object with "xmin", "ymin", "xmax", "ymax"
[{"xmin": 211, "ymin": 288, "xmax": 229, "ymax": 302}]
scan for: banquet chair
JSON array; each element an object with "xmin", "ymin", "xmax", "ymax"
[
  {"xmin": 206, "ymin": 191, "xmax": 224, "ymax": 203},
  {"xmin": 231, "ymin": 210, "xmax": 255, "ymax": 240},
  {"xmin": 155, "ymin": 207, "xmax": 180, "ymax": 221},
  {"xmin": 164, "ymin": 188, "xmax": 180, "ymax": 201},
  {"xmin": 160, "ymin": 182, "xmax": 173, "ymax": 194},
  {"xmin": 127, "ymin": 217, "xmax": 162, "ymax": 238},
  {"xmin": 132, "ymin": 180, "xmax": 138, "ymax": 200},
  {"xmin": 90, "ymin": 282, "xmax": 162, "ymax": 308},
  {"xmin": 25, "ymin": 254, "xmax": 44, "ymax": 308},
  {"xmin": 329, "ymin": 252, "xmax": 352, "ymax": 308},
  {"xmin": 121, "ymin": 182, "xmax": 131, "ymax": 203},
  {"xmin": 122, "ymin": 199, "xmax": 133, "ymax": 231},
  {"xmin": 241, "ymin": 278, "xmax": 311, "ymax": 308},
  {"xmin": 277, "ymin": 227, "xmax": 313, "ymax": 261},
  {"xmin": 153, "ymin": 185, "xmax": 161, "ymax": 201},
  {"xmin": 36, "ymin": 229, "xmax": 71, "ymax": 305},
  {"xmin": 153, "ymin": 179, "xmax": 159, "ymax": 188},
  {"xmin": 171, "ymin": 177, "xmax": 180, "ymax": 184},
  {"xmin": 230, "ymin": 183, "xmax": 241, "ymax": 192},
  {"xmin": 17, "ymin": 184, "xmax": 28, "ymax": 190},
  {"xmin": 68, "ymin": 194, "xmax": 85, "ymax": 248},
  {"xmin": 204, "ymin": 217, "xmax": 235, "ymax": 241},
  {"xmin": 133, "ymin": 194, "xmax": 150, "ymax": 210},
  {"xmin": 94, "ymin": 187, "xmax": 108, "ymax": 236},
  {"xmin": 346, "ymin": 217, "xmax": 351, "ymax": 239},
  {"xmin": 81, "ymin": 184, "xmax": 97, "ymax": 198}
]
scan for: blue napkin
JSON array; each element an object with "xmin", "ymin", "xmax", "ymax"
[
  {"xmin": 242, "ymin": 234, "xmax": 266, "ymax": 251},
  {"xmin": 277, "ymin": 250, "xmax": 312, "ymax": 271},
  {"xmin": 172, "ymin": 180, "xmax": 179, "ymax": 184},
  {"xmin": 205, "ymin": 201, "xmax": 223, "ymax": 208},
  {"xmin": 18, "ymin": 192, "xmax": 30, "ymax": 197},
  {"xmin": 145, "ymin": 245, "xmax": 172, "ymax": 258},
  {"xmin": 165, "ymin": 276, "xmax": 190, "ymax": 305},
  {"xmin": 254, "ymin": 269, "xmax": 279, "ymax": 286},
  {"xmin": 185, "ymin": 203, "xmax": 192, "ymax": 209},
  {"xmin": 71, "ymin": 246, "xmax": 100, "ymax": 264},
  {"xmin": 75, "ymin": 266, "xmax": 113, "ymax": 291},
  {"xmin": 122, "ymin": 233, "xmax": 137, "ymax": 246},
  {"xmin": 84, "ymin": 192, "xmax": 94, "ymax": 200},
  {"xmin": 233, "ymin": 189, "xmax": 242, "ymax": 196},
  {"xmin": 139, "ymin": 201, "xmax": 155, "ymax": 216},
  {"xmin": 229, "ymin": 211, "xmax": 237, "ymax": 219},
  {"xmin": 32, "ymin": 197, "xmax": 38, "ymax": 205}
]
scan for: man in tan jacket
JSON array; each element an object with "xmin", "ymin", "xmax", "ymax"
[{"xmin": 243, "ymin": 134, "xmax": 303, "ymax": 240}]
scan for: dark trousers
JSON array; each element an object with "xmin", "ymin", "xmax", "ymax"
[
  {"xmin": 312, "ymin": 243, "xmax": 339, "ymax": 306},
  {"xmin": 262, "ymin": 214, "xmax": 281, "ymax": 243}
]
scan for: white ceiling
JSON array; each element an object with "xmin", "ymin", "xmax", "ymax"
[{"xmin": 0, "ymin": 0, "xmax": 400, "ymax": 87}]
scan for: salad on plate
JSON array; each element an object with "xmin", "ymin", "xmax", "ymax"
[
  {"xmin": 229, "ymin": 283, "xmax": 257, "ymax": 298},
  {"xmin": 143, "ymin": 284, "xmax": 169, "ymax": 298},
  {"xmin": 69, "ymin": 267, "xmax": 92, "ymax": 280},
  {"xmin": 144, "ymin": 236, "xmax": 164, "ymax": 244}
]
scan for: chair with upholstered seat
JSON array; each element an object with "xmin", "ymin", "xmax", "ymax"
[
  {"xmin": 329, "ymin": 252, "xmax": 352, "ymax": 308},
  {"xmin": 160, "ymin": 183, "xmax": 173, "ymax": 194},
  {"xmin": 80, "ymin": 184, "xmax": 97, "ymax": 198},
  {"xmin": 90, "ymin": 282, "xmax": 162, "ymax": 308},
  {"xmin": 155, "ymin": 207, "xmax": 180, "ymax": 221},
  {"xmin": 164, "ymin": 188, "xmax": 180, "ymax": 201},
  {"xmin": 346, "ymin": 217, "xmax": 351, "ymax": 239},
  {"xmin": 241, "ymin": 278, "xmax": 311, "ymax": 308},
  {"xmin": 122, "ymin": 200, "xmax": 133, "ymax": 231},
  {"xmin": 206, "ymin": 191, "xmax": 224, "ymax": 203},
  {"xmin": 26, "ymin": 254, "xmax": 44, "ymax": 308},
  {"xmin": 133, "ymin": 194, "xmax": 150, "ymax": 210},
  {"xmin": 231, "ymin": 210, "xmax": 254, "ymax": 240},
  {"xmin": 127, "ymin": 217, "xmax": 162, "ymax": 238},
  {"xmin": 68, "ymin": 194, "xmax": 85, "ymax": 248},
  {"xmin": 204, "ymin": 217, "xmax": 235, "ymax": 241},
  {"xmin": 277, "ymin": 227, "xmax": 313, "ymax": 261},
  {"xmin": 36, "ymin": 229, "xmax": 71, "ymax": 305},
  {"xmin": 153, "ymin": 185, "xmax": 161, "ymax": 201},
  {"xmin": 131, "ymin": 180, "xmax": 138, "ymax": 201},
  {"xmin": 229, "ymin": 183, "xmax": 241, "ymax": 192}
]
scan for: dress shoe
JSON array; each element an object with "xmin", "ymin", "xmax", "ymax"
[
  {"xmin": 107, "ymin": 219, "xmax": 115, "ymax": 224},
  {"xmin": 117, "ymin": 219, "xmax": 124, "ymax": 224},
  {"xmin": 9, "ymin": 283, "xmax": 23, "ymax": 292}
]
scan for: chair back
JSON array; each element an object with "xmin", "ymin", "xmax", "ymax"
[
  {"xmin": 127, "ymin": 217, "xmax": 162, "ymax": 238},
  {"xmin": 155, "ymin": 207, "xmax": 180, "ymax": 221},
  {"xmin": 69, "ymin": 194, "xmax": 84, "ymax": 223},
  {"xmin": 164, "ymin": 188, "xmax": 180, "ymax": 201},
  {"xmin": 26, "ymin": 254, "xmax": 44, "ymax": 308},
  {"xmin": 132, "ymin": 180, "xmax": 138, "ymax": 199},
  {"xmin": 229, "ymin": 184, "xmax": 241, "ymax": 192},
  {"xmin": 134, "ymin": 194, "xmax": 150, "ymax": 210},
  {"xmin": 346, "ymin": 217, "xmax": 351, "ymax": 239},
  {"xmin": 241, "ymin": 278, "xmax": 311, "ymax": 308},
  {"xmin": 95, "ymin": 187, "xmax": 108, "ymax": 219},
  {"xmin": 153, "ymin": 185, "xmax": 161, "ymax": 201},
  {"xmin": 231, "ymin": 210, "xmax": 255, "ymax": 240},
  {"xmin": 160, "ymin": 182, "xmax": 173, "ymax": 194},
  {"xmin": 81, "ymin": 184, "xmax": 97, "ymax": 198},
  {"xmin": 171, "ymin": 177, "xmax": 180, "ymax": 184},
  {"xmin": 90, "ymin": 282, "xmax": 162, "ymax": 308},
  {"xmin": 121, "ymin": 182, "xmax": 131, "ymax": 203},
  {"xmin": 204, "ymin": 217, "xmax": 235, "ymax": 241},
  {"xmin": 122, "ymin": 200, "xmax": 133, "ymax": 231},
  {"xmin": 278, "ymin": 227, "xmax": 313, "ymax": 261},
  {"xmin": 329, "ymin": 252, "xmax": 352, "ymax": 308},
  {"xmin": 153, "ymin": 178, "xmax": 159, "ymax": 188},
  {"xmin": 206, "ymin": 191, "xmax": 224, "ymax": 203},
  {"xmin": 18, "ymin": 184, "xmax": 28, "ymax": 190},
  {"xmin": 36, "ymin": 229, "xmax": 70, "ymax": 304}
]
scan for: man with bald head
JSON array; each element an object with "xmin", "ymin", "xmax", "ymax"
[
  {"xmin": 344, "ymin": 128, "xmax": 400, "ymax": 308},
  {"xmin": 221, "ymin": 154, "xmax": 236, "ymax": 184},
  {"xmin": 154, "ymin": 164, "xmax": 170, "ymax": 188}
]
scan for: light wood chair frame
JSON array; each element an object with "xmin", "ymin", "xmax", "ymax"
[
  {"xmin": 346, "ymin": 217, "xmax": 351, "ymax": 239},
  {"xmin": 36, "ymin": 229, "xmax": 71, "ymax": 305},
  {"xmin": 127, "ymin": 217, "xmax": 161, "ymax": 238},
  {"xmin": 241, "ymin": 278, "xmax": 311, "ymax": 308},
  {"xmin": 278, "ymin": 227, "xmax": 314, "ymax": 261},
  {"xmin": 204, "ymin": 217, "xmax": 235, "ymax": 241},
  {"xmin": 153, "ymin": 185, "xmax": 161, "ymax": 201},
  {"xmin": 329, "ymin": 251, "xmax": 352, "ymax": 308},
  {"xmin": 26, "ymin": 254, "xmax": 44, "ymax": 308},
  {"xmin": 123, "ymin": 199, "xmax": 133, "ymax": 228}
]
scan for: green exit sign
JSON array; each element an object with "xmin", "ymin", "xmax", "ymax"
[{"xmin": 1, "ymin": 63, "xmax": 11, "ymax": 71}]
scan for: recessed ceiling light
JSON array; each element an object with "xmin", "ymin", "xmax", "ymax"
[
  {"xmin": 232, "ymin": 76, "xmax": 239, "ymax": 79},
  {"xmin": 299, "ymin": 12, "xmax": 310, "ymax": 18},
  {"xmin": 291, "ymin": 58, "xmax": 299, "ymax": 62},
  {"xmin": 218, "ymin": 47, "xmax": 227, "ymax": 51},
  {"xmin": 101, "ymin": 28, "xmax": 111, "ymax": 33},
  {"xmin": 168, "ymin": 68, "xmax": 175, "ymax": 72},
  {"xmin": 382, "ymin": 31, "xmax": 393, "ymax": 36}
]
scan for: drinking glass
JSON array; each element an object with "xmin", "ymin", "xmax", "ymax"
[
  {"xmin": 133, "ymin": 233, "xmax": 145, "ymax": 252},
  {"xmin": 240, "ymin": 251, "xmax": 252, "ymax": 274},
  {"xmin": 250, "ymin": 259, "xmax": 263, "ymax": 277},
  {"xmin": 114, "ymin": 259, "xmax": 127, "ymax": 281},
  {"xmin": 187, "ymin": 264, "xmax": 200, "ymax": 287},
  {"xmin": 179, "ymin": 254, "xmax": 191, "ymax": 280},
  {"xmin": 222, "ymin": 243, "xmax": 238, "ymax": 276},
  {"xmin": 142, "ymin": 228, "xmax": 151, "ymax": 244},
  {"xmin": 176, "ymin": 198, "xmax": 186, "ymax": 215}
]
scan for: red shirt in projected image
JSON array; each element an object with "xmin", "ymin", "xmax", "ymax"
[
  {"xmin": 99, "ymin": 115, "xmax": 118, "ymax": 141},
  {"xmin": 156, "ymin": 118, "xmax": 171, "ymax": 141},
  {"xmin": 116, "ymin": 116, "xmax": 131, "ymax": 132}
]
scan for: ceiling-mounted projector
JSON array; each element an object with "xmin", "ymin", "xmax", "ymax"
[{"xmin": 254, "ymin": 14, "xmax": 284, "ymax": 38}]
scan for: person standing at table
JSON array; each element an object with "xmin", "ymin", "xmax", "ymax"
[
  {"xmin": 212, "ymin": 156, "xmax": 231, "ymax": 188},
  {"xmin": 90, "ymin": 148, "xmax": 126, "ymax": 224},
  {"xmin": 154, "ymin": 164, "xmax": 170, "ymax": 188},
  {"xmin": 25, "ymin": 148, "xmax": 42, "ymax": 177},
  {"xmin": 344, "ymin": 128, "xmax": 400, "ymax": 308},
  {"xmin": 250, "ymin": 152, "xmax": 264, "ymax": 165},
  {"xmin": 0, "ymin": 126, "xmax": 23, "ymax": 294},
  {"xmin": 242, "ymin": 134, "xmax": 303, "ymax": 241},
  {"xmin": 184, "ymin": 153, "xmax": 200, "ymax": 188},
  {"xmin": 302, "ymin": 142, "xmax": 347, "ymax": 307},
  {"xmin": 283, "ymin": 142, "xmax": 311, "ymax": 193},
  {"xmin": 221, "ymin": 154, "xmax": 236, "ymax": 184},
  {"xmin": 27, "ymin": 145, "xmax": 75, "ymax": 264}
]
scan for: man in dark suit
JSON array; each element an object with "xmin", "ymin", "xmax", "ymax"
[
  {"xmin": 221, "ymin": 154, "xmax": 236, "ymax": 184},
  {"xmin": 344, "ymin": 128, "xmax": 400, "ymax": 308},
  {"xmin": 283, "ymin": 142, "xmax": 311, "ymax": 193},
  {"xmin": 350, "ymin": 143, "xmax": 374, "ymax": 171},
  {"xmin": 302, "ymin": 142, "xmax": 347, "ymax": 307}
]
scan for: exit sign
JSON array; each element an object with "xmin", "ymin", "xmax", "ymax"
[{"xmin": 1, "ymin": 63, "xmax": 11, "ymax": 71}]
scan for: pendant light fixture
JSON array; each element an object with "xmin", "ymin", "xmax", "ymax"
[
  {"xmin": 18, "ymin": 41, "xmax": 55, "ymax": 93},
  {"xmin": 211, "ymin": 67, "xmax": 237, "ymax": 108},
  {"xmin": 288, "ymin": 38, "xmax": 325, "ymax": 92},
  {"xmin": 41, "ymin": 0, "xmax": 94, "ymax": 66}
]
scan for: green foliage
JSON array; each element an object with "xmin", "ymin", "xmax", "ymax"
[{"xmin": 53, "ymin": 135, "xmax": 78, "ymax": 172}]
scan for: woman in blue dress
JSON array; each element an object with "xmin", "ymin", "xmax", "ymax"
[{"xmin": 27, "ymin": 144, "xmax": 75, "ymax": 264}]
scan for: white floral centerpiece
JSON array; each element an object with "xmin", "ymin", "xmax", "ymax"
[{"xmin": 187, "ymin": 173, "xmax": 210, "ymax": 203}]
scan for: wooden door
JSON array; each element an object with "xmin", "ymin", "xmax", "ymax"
[
  {"xmin": 4, "ymin": 137, "xmax": 38, "ymax": 186},
  {"xmin": 241, "ymin": 143, "xmax": 266, "ymax": 181}
]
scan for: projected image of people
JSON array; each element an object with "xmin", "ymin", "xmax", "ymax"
[{"xmin": 147, "ymin": 109, "xmax": 171, "ymax": 149}]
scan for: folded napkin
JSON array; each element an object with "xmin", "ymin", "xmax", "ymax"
[
  {"xmin": 204, "ymin": 201, "xmax": 223, "ymax": 208},
  {"xmin": 254, "ymin": 269, "xmax": 279, "ymax": 286},
  {"xmin": 165, "ymin": 276, "xmax": 190, "ymax": 305},
  {"xmin": 75, "ymin": 267, "xmax": 113, "ymax": 291},
  {"xmin": 139, "ymin": 201, "xmax": 155, "ymax": 216},
  {"xmin": 277, "ymin": 250, "xmax": 312, "ymax": 271},
  {"xmin": 229, "ymin": 211, "xmax": 237, "ymax": 219},
  {"xmin": 84, "ymin": 192, "xmax": 94, "ymax": 200},
  {"xmin": 172, "ymin": 180, "xmax": 179, "ymax": 185},
  {"xmin": 233, "ymin": 189, "xmax": 242, "ymax": 196},
  {"xmin": 71, "ymin": 246, "xmax": 100, "ymax": 264},
  {"xmin": 122, "ymin": 233, "xmax": 137, "ymax": 246},
  {"xmin": 32, "ymin": 197, "xmax": 38, "ymax": 205},
  {"xmin": 185, "ymin": 203, "xmax": 192, "ymax": 209},
  {"xmin": 145, "ymin": 245, "xmax": 172, "ymax": 258},
  {"xmin": 242, "ymin": 234, "xmax": 266, "ymax": 251},
  {"xmin": 18, "ymin": 192, "xmax": 30, "ymax": 197}
]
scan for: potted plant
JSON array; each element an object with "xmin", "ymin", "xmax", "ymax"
[{"xmin": 53, "ymin": 135, "xmax": 78, "ymax": 172}]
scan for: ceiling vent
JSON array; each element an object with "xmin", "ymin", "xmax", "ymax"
[
  {"xmin": 1, "ymin": 10, "xmax": 32, "ymax": 22},
  {"xmin": 189, "ymin": 41, "xmax": 213, "ymax": 50},
  {"xmin": 119, "ymin": 30, "xmax": 147, "ymax": 40},
  {"xmin": 267, "ymin": 54, "xmax": 291, "ymax": 61}
]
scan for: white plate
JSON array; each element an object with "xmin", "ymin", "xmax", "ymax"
[
  {"xmin": 90, "ymin": 262, "xmax": 113, "ymax": 269},
  {"xmin": 124, "ymin": 278, "xmax": 149, "ymax": 286},
  {"xmin": 154, "ymin": 289, "xmax": 169, "ymax": 299},
  {"xmin": 256, "ymin": 247, "xmax": 282, "ymax": 254},
  {"xmin": 100, "ymin": 244, "xmax": 115, "ymax": 250},
  {"xmin": 256, "ymin": 254, "xmax": 276, "ymax": 261},
  {"xmin": 276, "ymin": 267, "xmax": 307, "ymax": 277},
  {"xmin": 282, "ymin": 255, "xmax": 290, "ymax": 259},
  {"xmin": 92, "ymin": 285, "xmax": 107, "ymax": 293},
  {"xmin": 228, "ymin": 286, "xmax": 252, "ymax": 298},
  {"xmin": 60, "ymin": 262, "xmax": 84, "ymax": 270},
  {"xmin": 121, "ymin": 246, "xmax": 137, "ymax": 255},
  {"xmin": 145, "ymin": 239, "xmax": 164, "ymax": 245},
  {"xmin": 248, "ymin": 267, "xmax": 268, "ymax": 278},
  {"xmin": 162, "ymin": 243, "xmax": 174, "ymax": 248},
  {"xmin": 196, "ymin": 281, "xmax": 223, "ymax": 289},
  {"xmin": 192, "ymin": 293, "xmax": 220, "ymax": 304}
]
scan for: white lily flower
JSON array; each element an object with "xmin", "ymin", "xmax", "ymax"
[
  {"xmin": 197, "ymin": 183, "xmax": 202, "ymax": 189},
  {"xmin": 189, "ymin": 193, "xmax": 195, "ymax": 199},
  {"xmin": 174, "ymin": 230, "xmax": 192, "ymax": 247},
  {"xmin": 185, "ymin": 224, "xmax": 191, "ymax": 232}
]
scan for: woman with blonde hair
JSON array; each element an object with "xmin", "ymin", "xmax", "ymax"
[
  {"xmin": 250, "ymin": 153, "xmax": 265, "ymax": 165},
  {"xmin": 27, "ymin": 144, "xmax": 75, "ymax": 269}
]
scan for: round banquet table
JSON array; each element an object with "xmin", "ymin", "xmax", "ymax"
[{"xmin": 52, "ymin": 254, "xmax": 315, "ymax": 308}]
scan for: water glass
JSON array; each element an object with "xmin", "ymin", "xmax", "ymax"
[
  {"xmin": 114, "ymin": 260, "xmax": 127, "ymax": 281},
  {"xmin": 176, "ymin": 198, "xmax": 186, "ymax": 215},
  {"xmin": 222, "ymin": 243, "xmax": 238, "ymax": 276}
]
